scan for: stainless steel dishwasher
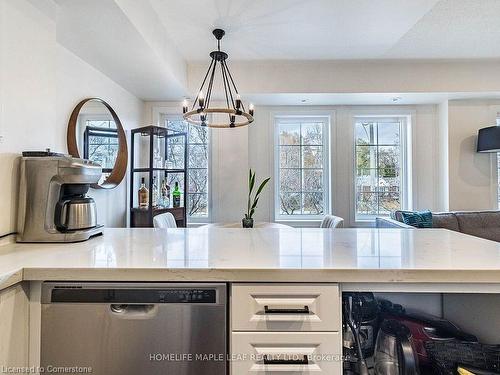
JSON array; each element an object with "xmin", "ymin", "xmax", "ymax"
[{"xmin": 41, "ymin": 282, "xmax": 227, "ymax": 375}]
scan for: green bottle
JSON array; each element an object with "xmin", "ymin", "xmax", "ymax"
[{"xmin": 172, "ymin": 181, "xmax": 181, "ymax": 208}]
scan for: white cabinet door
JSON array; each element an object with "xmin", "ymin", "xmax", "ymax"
[
  {"xmin": 0, "ymin": 283, "xmax": 29, "ymax": 366},
  {"xmin": 231, "ymin": 332, "xmax": 341, "ymax": 374},
  {"xmin": 231, "ymin": 284, "xmax": 340, "ymax": 332}
]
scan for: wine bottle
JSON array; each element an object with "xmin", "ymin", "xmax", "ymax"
[
  {"xmin": 138, "ymin": 177, "xmax": 149, "ymax": 208},
  {"xmin": 172, "ymin": 181, "xmax": 181, "ymax": 208}
]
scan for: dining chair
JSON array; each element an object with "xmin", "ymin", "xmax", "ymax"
[
  {"xmin": 320, "ymin": 215, "xmax": 344, "ymax": 228},
  {"xmin": 153, "ymin": 212, "xmax": 177, "ymax": 228}
]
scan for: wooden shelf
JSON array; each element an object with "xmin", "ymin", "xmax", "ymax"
[{"xmin": 130, "ymin": 207, "xmax": 186, "ymax": 227}]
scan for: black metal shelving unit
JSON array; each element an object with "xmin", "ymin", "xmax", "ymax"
[{"xmin": 129, "ymin": 125, "xmax": 188, "ymax": 227}]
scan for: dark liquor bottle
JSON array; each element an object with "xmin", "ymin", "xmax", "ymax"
[{"xmin": 172, "ymin": 181, "xmax": 181, "ymax": 208}]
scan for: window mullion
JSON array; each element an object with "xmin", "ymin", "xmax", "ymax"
[{"xmin": 299, "ymin": 123, "xmax": 303, "ymax": 215}]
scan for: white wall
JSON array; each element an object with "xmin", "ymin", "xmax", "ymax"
[
  {"xmin": 436, "ymin": 101, "xmax": 450, "ymax": 211},
  {"xmin": 188, "ymin": 60, "xmax": 500, "ymax": 95},
  {"xmin": 0, "ymin": 0, "xmax": 143, "ymax": 236},
  {"xmin": 446, "ymin": 100, "xmax": 500, "ymax": 211}
]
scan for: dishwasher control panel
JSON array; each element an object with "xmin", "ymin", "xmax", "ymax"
[
  {"xmin": 158, "ymin": 289, "xmax": 216, "ymax": 303},
  {"xmin": 42, "ymin": 283, "xmax": 224, "ymax": 304}
]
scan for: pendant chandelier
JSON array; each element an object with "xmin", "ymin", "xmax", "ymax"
[{"xmin": 182, "ymin": 29, "xmax": 254, "ymax": 128}]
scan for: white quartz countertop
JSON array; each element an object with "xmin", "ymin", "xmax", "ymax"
[{"xmin": 1, "ymin": 227, "xmax": 500, "ymax": 290}]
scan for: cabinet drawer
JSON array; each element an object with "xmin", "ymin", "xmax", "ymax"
[
  {"xmin": 231, "ymin": 332, "xmax": 341, "ymax": 374},
  {"xmin": 231, "ymin": 284, "xmax": 340, "ymax": 331}
]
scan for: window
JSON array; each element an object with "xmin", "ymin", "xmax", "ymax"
[
  {"xmin": 354, "ymin": 117, "xmax": 409, "ymax": 221},
  {"xmin": 162, "ymin": 116, "xmax": 210, "ymax": 221},
  {"xmin": 83, "ymin": 119, "xmax": 117, "ymax": 173},
  {"xmin": 275, "ymin": 116, "xmax": 330, "ymax": 220}
]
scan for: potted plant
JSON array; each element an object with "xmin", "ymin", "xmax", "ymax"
[{"xmin": 243, "ymin": 169, "xmax": 270, "ymax": 228}]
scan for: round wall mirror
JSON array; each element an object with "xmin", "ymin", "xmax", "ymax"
[{"xmin": 67, "ymin": 98, "xmax": 128, "ymax": 189}]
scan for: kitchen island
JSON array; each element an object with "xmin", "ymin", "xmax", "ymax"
[
  {"xmin": 1, "ymin": 227, "xmax": 500, "ymax": 288},
  {"xmin": 2, "ymin": 227, "xmax": 500, "ymax": 374}
]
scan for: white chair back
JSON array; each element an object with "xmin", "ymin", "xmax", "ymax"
[
  {"xmin": 153, "ymin": 212, "xmax": 177, "ymax": 228},
  {"xmin": 320, "ymin": 215, "xmax": 344, "ymax": 228}
]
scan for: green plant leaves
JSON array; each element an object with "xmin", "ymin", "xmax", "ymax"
[
  {"xmin": 249, "ymin": 169, "xmax": 256, "ymax": 194},
  {"xmin": 246, "ymin": 170, "xmax": 270, "ymax": 219},
  {"xmin": 255, "ymin": 177, "xmax": 271, "ymax": 198}
]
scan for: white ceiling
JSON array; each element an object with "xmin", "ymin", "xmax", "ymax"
[
  {"xmin": 150, "ymin": 0, "xmax": 500, "ymax": 61},
  {"xmin": 53, "ymin": 0, "xmax": 500, "ymax": 101}
]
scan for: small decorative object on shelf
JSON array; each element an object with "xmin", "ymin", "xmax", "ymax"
[
  {"xmin": 160, "ymin": 179, "xmax": 170, "ymax": 208},
  {"xmin": 138, "ymin": 177, "xmax": 149, "ymax": 208},
  {"xmin": 130, "ymin": 125, "xmax": 187, "ymax": 227},
  {"xmin": 243, "ymin": 169, "xmax": 270, "ymax": 228},
  {"xmin": 172, "ymin": 181, "xmax": 181, "ymax": 208}
]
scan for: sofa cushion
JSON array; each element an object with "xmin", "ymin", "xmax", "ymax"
[
  {"xmin": 432, "ymin": 212, "xmax": 460, "ymax": 232},
  {"xmin": 400, "ymin": 210, "xmax": 433, "ymax": 228},
  {"xmin": 454, "ymin": 211, "xmax": 500, "ymax": 242},
  {"xmin": 392, "ymin": 210, "xmax": 460, "ymax": 231},
  {"xmin": 392, "ymin": 210, "xmax": 414, "ymax": 222}
]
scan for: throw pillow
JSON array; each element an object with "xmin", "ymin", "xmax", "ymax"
[{"xmin": 400, "ymin": 210, "xmax": 433, "ymax": 228}]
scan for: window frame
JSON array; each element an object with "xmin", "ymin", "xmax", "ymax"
[
  {"xmin": 83, "ymin": 126, "xmax": 118, "ymax": 173},
  {"xmin": 160, "ymin": 113, "xmax": 212, "ymax": 224},
  {"xmin": 352, "ymin": 115, "xmax": 411, "ymax": 223},
  {"xmin": 273, "ymin": 114, "xmax": 331, "ymax": 222},
  {"xmin": 79, "ymin": 114, "xmax": 118, "ymax": 174}
]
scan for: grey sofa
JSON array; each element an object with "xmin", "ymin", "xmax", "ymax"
[{"xmin": 376, "ymin": 210, "xmax": 500, "ymax": 242}]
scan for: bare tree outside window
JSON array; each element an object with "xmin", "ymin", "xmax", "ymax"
[
  {"xmin": 355, "ymin": 120, "xmax": 402, "ymax": 219},
  {"xmin": 85, "ymin": 120, "xmax": 118, "ymax": 172},
  {"xmin": 165, "ymin": 118, "xmax": 209, "ymax": 219},
  {"xmin": 276, "ymin": 118, "xmax": 328, "ymax": 218}
]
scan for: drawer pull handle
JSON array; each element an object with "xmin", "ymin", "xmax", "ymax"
[
  {"xmin": 264, "ymin": 305, "xmax": 310, "ymax": 314},
  {"xmin": 263, "ymin": 355, "xmax": 309, "ymax": 365}
]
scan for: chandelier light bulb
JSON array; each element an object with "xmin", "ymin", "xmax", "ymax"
[
  {"xmin": 182, "ymin": 99, "xmax": 188, "ymax": 114},
  {"xmin": 235, "ymin": 94, "xmax": 241, "ymax": 110},
  {"xmin": 198, "ymin": 90, "xmax": 205, "ymax": 108},
  {"xmin": 249, "ymin": 103, "xmax": 254, "ymax": 116}
]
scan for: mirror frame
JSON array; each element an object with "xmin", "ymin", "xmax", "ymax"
[{"xmin": 67, "ymin": 98, "xmax": 128, "ymax": 189}]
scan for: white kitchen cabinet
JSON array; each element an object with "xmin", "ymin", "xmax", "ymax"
[
  {"xmin": 231, "ymin": 332, "xmax": 341, "ymax": 374},
  {"xmin": 0, "ymin": 283, "xmax": 29, "ymax": 366},
  {"xmin": 231, "ymin": 283, "xmax": 340, "ymax": 332}
]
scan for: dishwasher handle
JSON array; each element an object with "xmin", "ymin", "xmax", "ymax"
[{"xmin": 110, "ymin": 304, "xmax": 158, "ymax": 319}]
